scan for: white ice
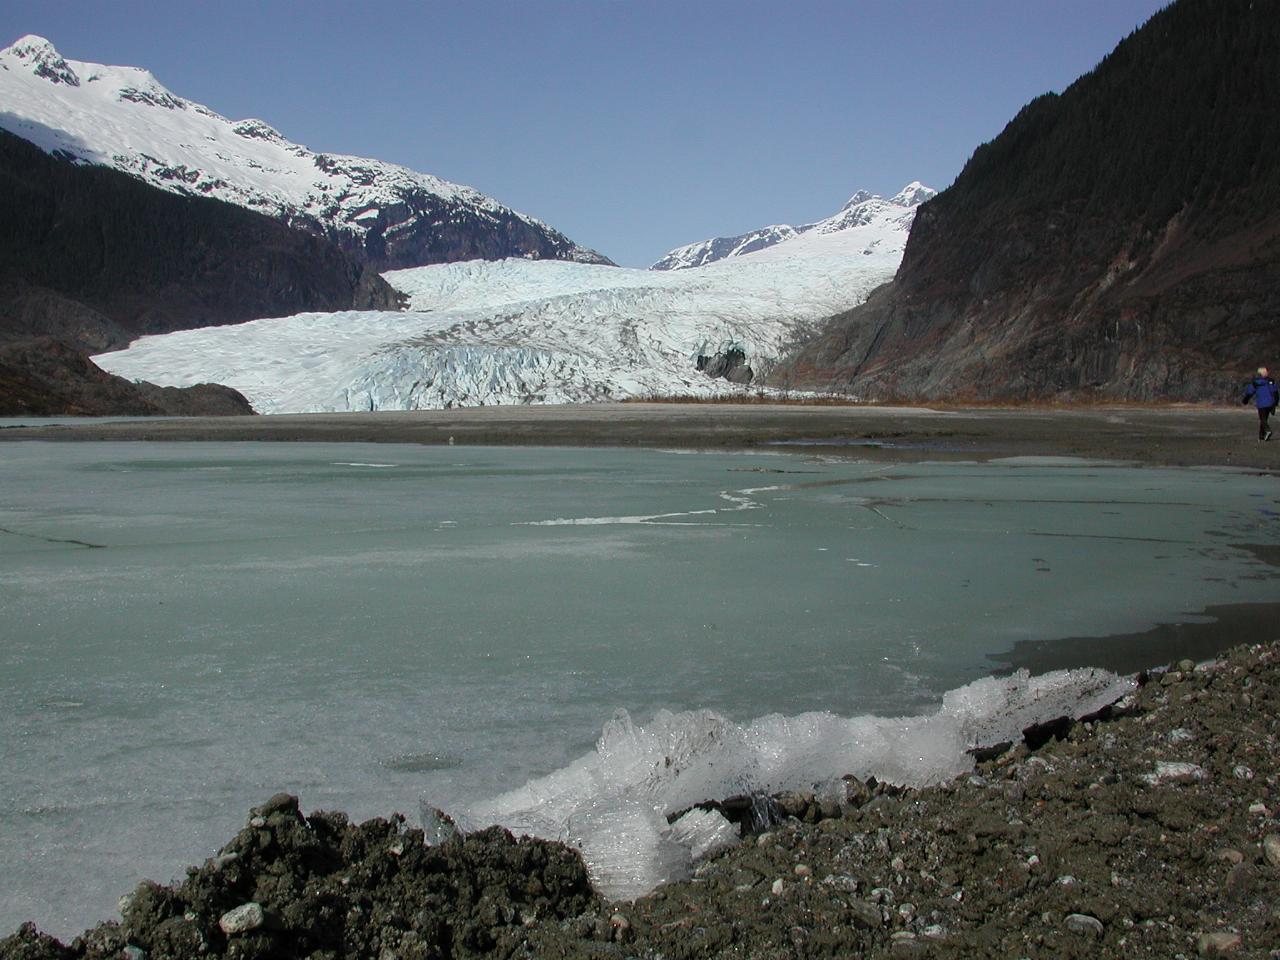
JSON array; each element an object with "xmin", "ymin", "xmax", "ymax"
[
  {"xmin": 94, "ymin": 203, "xmax": 916, "ymax": 413},
  {"xmin": 462, "ymin": 667, "xmax": 1133, "ymax": 899}
]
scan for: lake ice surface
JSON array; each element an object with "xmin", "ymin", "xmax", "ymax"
[{"xmin": 1, "ymin": 442, "xmax": 1276, "ymax": 936}]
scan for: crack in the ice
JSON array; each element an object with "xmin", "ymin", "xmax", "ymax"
[
  {"xmin": 0, "ymin": 526, "xmax": 106, "ymax": 549},
  {"xmin": 1028, "ymin": 531, "xmax": 1195, "ymax": 544}
]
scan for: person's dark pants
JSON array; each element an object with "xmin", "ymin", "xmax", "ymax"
[{"xmin": 1260, "ymin": 405, "xmax": 1276, "ymax": 439}]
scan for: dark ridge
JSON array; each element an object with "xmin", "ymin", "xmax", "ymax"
[
  {"xmin": 772, "ymin": 0, "xmax": 1280, "ymax": 402},
  {"xmin": 0, "ymin": 337, "xmax": 253, "ymax": 416},
  {"xmin": 0, "ymin": 128, "xmax": 403, "ymax": 353},
  {"xmin": 298, "ymin": 187, "xmax": 616, "ymax": 271}
]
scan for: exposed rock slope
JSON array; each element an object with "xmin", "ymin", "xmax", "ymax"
[
  {"xmin": 0, "ymin": 35, "xmax": 610, "ymax": 270},
  {"xmin": 0, "ymin": 338, "xmax": 253, "ymax": 416},
  {"xmin": 0, "ymin": 128, "xmax": 400, "ymax": 352},
  {"xmin": 774, "ymin": 0, "xmax": 1280, "ymax": 402}
]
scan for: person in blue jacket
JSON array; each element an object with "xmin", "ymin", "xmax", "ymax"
[{"xmin": 1242, "ymin": 367, "xmax": 1278, "ymax": 440}]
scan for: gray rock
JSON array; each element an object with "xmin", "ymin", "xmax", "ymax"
[
  {"xmin": 1064, "ymin": 913, "xmax": 1104, "ymax": 938},
  {"xmin": 1263, "ymin": 834, "xmax": 1280, "ymax": 867},
  {"xmin": 218, "ymin": 902, "xmax": 266, "ymax": 936},
  {"xmin": 848, "ymin": 899, "xmax": 883, "ymax": 929},
  {"xmin": 1197, "ymin": 931, "xmax": 1243, "ymax": 955},
  {"xmin": 609, "ymin": 912, "xmax": 632, "ymax": 943},
  {"xmin": 1141, "ymin": 761, "xmax": 1208, "ymax": 785}
]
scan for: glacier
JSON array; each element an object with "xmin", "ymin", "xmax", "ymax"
[{"xmin": 94, "ymin": 197, "xmax": 928, "ymax": 413}]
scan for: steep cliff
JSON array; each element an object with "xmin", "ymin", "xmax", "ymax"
[
  {"xmin": 0, "ymin": 338, "xmax": 254, "ymax": 416},
  {"xmin": 774, "ymin": 0, "xmax": 1280, "ymax": 402},
  {"xmin": 0, "ymin": 129, "xmax": 402, "ymax": 352}
]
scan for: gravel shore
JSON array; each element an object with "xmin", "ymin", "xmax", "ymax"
[
  {"xmin": 5, "ymin": 642, "xmax": 1279, "ymax": 959},
  {"xmin": 2, "ymin": 403, "xmax": 1278, "ymax": 471}
]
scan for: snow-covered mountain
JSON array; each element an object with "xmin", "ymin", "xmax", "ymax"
[
  {"xmin": 0, "ymin": 35, "xmax": 609, "ymax": 269},
  {"xmin": 95, "ymin": 206, "xmax": 922, "ymax": 412},
  {"xmin": 651, "ymin": 183, "xmax": 936, "ymax": 270}
]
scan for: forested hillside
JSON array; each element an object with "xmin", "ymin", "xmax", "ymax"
[
  {"xmin": 774, "ymin": 0, "xmax": 1280, "ymax": 401},
  {"xmin": 0, "ymin": 129, "xmax": 401, "ymax": 352}
]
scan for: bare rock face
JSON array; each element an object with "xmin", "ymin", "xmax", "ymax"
[
  {"xmin": 0, "ymin": 128, "xmax": 408, "ymax": 413},
  {"xmin": 773, "ymin": 0, "xmax": 1280, "ymax": 402},
  {"xmin": 0, "ymin": 129, "xmax": 403, "ymax": 353},
  {"xmin": 0, "ymin": 338, "xmax": 254, "ymax": 416},
  {"xmin": 308, "ymin": 184, "xmax": 611, "ymax": 272},
  {"xmin": 697, "ymin": 347, "xmax": 754, "ymax": 384}
]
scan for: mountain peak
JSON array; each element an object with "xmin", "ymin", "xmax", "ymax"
[
  {"xmin": 890, "ymin": 181, "xmax": 937, "ymax": 207},
  {"xmin": 1, "ymin": 34, "xmax": 79, "ymax": 86},
  {"xmin": 0, "ymin": 36, "xmax": 610, "ymax": 268},
  {"xmin": 840, "ymin": 190, "xmax": 875, "ymax": 210}
]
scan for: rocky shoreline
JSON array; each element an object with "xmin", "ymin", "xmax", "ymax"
[{"xmin": 5, "ymin": 642, "xmax": 1279, "ymax": 959}]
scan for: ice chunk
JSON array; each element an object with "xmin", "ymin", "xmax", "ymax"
[
  {"xmin": 669, "ymin": 807, "xmax": 740, "ymax": 860},
  {"xmin": 467, "ymin": 666, "xmax": 1135, "ymax": 898},
  {"xmin": 567, "ymin": 798, "xmax": 689, "ymax": 900}
]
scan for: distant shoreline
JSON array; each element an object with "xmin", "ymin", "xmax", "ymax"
[{"xmin": 1, "ymin": 402, "xmax": 1275, "ymax": 471}]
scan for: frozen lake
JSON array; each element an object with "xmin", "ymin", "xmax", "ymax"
[{"xmin": 1, "ymin": 441, "xmax": 1276, "ymax": 937}]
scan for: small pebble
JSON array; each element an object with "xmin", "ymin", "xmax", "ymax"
[
  {"xmin": 793, "ymin": 863, "xmax": 812, "ymax": 878},
  {"xmin": 1197, "ymin": 931, "xmax": 1243, "ymax": 955},
  {"xmin": 218, "ymin": 902, "xmax": 266, "ymax": 936},
  {"xmin": 847, "ymin": 899, "xmax": 882, "ymax": 930},
  {"xmin": 609, "ymin": 912, "xmax": 631, "ymax": 943},
  {"xmin": 1263, "ymin": 835, "xmax": 1280, "ymax": 867},
  {"xmin": 1142, "ymin": 761, "xmax": 1208, "ymax": 785},
  {"xmin": 771, "ymin": 878, "xmax": 784, "ymax": 896},
  {"xmin": 1064, "ymin": 913, "xmax": 1104, "ymax": 938}
]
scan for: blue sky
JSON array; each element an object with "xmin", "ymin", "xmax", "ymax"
[{"xmin": 5, "ymin": 1, "xmax": 1168, "ymax": 266}]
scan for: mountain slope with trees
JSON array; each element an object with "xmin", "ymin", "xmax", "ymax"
[
  {"xmin": 772, "ymin": 0, "xmax": 1280, "ymax": 401},
  {"xmin": 0, "ymin": 129, "xmax": 402, "ymax": 414}
]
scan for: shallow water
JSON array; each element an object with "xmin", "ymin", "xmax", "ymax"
[{"xmin": 1, "ymin": 442, "xmax": 1275, "ymax": 936}]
